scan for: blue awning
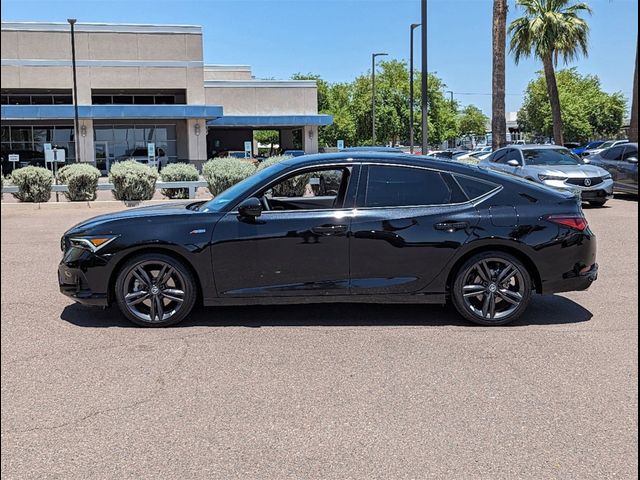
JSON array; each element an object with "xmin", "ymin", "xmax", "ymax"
[
  {"xmin": 1, "ymin": 104, "xmax": 224, "ymax": 120},
  {"xmin": 208, "ymin": 114, "xmax": 333, "ymax": 127}
]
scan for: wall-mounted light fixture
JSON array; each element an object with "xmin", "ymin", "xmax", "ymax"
[
  {"xmin": 308, "ymin": 128, "xmax": 314, "ymax": 140},
  {"xmin": 80, "ymin": 124, "xmax": 87, "ymax": 137},
  {"xmin": 194, "ymin": 123, "xmax": 201, "ymax": 136}
]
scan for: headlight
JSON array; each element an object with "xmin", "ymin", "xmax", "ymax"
[
  {"xmin": 602, "ymin": 173, "xmax": 612, "ymax": 180},
  {"xmin": 538, "ymin": 174, "xmax": 568, "ymax": 182},
  {"xmin": 69, "ymin": 235, "xmax": 119, "ymax": 252}
]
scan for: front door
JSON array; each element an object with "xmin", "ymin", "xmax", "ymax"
[
  {"xmin": 349, "ymin": 164, "xmax": 479, "ymax": 295},
  {"xmin": 210, "ymin": 165, "xmax": 357, "ymax": 297},
  {"xmin": 94, "ymin": 141, "xmax": 110, "ymax": 174}
]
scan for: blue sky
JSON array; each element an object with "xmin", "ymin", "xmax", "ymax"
[{"xmin": 1, "ymin": 0, "xmax": 637, "ymax": 114}]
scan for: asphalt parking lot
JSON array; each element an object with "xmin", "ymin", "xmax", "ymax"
[{"xmin": 1, "ymin": 197, "xmax": 638, "ymax": 479}]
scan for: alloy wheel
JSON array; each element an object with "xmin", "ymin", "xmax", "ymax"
[
  {"xmin": 122, "ymin": 260, "xmax": 187, "ymax": 323},
  {"xmin": 461, "ymin": 257, "xmax": 525, "ymax": 321}
]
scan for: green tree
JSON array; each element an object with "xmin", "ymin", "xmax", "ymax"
[
  {"xmin": 254, "ymin": 130, "xmax": 279, "ymax": 155},
  {"xmin": 518, "ymin": 68, "xmax": 626, "ymax": 142},
  {"xmin": 509, "ymin": 0, "xmax": 592, "ymax": 145},
  {"xmin": 458, "ymin": 105, "xmax": 489, "ymax": 136}
]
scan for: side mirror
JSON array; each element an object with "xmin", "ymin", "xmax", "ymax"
[
  {"xmin": 237, "ymin": 197, "xmax": 262, "ymax": 219},
  {"xmin": 582, "ymin": 158, "xmax": 591, "ymax": 164},
  {"xmin": 507, "ymin": 159, "xmax": 521, "ymax": 167},
  {"xmin": 627, "ymin": 157, "xmax": 638, "ymax": 164}
]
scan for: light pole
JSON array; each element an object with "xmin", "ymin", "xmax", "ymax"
[
  {"xmin": 446, "ymin": 90, "xmax": 454, "ymax": 148},
  {"xmin": 371, "ymin": 52, "xmax": 388, "ymax": 145},
  {"xmin": 67, "ymin": 19, "xmax": 81, "ymax": 164},
  {"xmin": 409, "ymin": 23, "xmax": 421, "ymax": 153},
  {"xmin": 420, "ymin": 0, "xmax": 428, "ymax": 153}
]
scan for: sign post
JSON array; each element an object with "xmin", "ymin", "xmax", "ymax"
[
  {"xmin": 244, "ymin": 141, "xmax": 252, "ymax": 159},
  {"xmin": 147, "ymin": 143, "xmax": 156, "ymax": 169},
  {"xmin": 8, "ymin": 154, "xmax": 19, "ymax": 174},
  {"xmin": 337, "ymin": 140, "xmax": 344, "ymax": 150}
]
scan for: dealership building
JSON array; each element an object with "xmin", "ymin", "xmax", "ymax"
[{"xmin": 1, "ymin": 21, "xmax": 331, "ymax": 171}]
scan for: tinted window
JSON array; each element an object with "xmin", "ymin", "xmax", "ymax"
[
  {"xmin": 504, "ymin": 149, "xmax": 522, "ymax": 164},
  {"xmin": 602, "ymin": 146, "xmax": 624, "ymax": 160},
  {"xmin": 455, "ymin": 175, "xmax": 498, "ymax": 200},
  {"xmin": 490, "ymin": 149, "xmax": 508, "ymax": 163},
  {"xmin": 522, "ymin": 148, "xmax": 581, "ymax": 165},
  {"xmin": 362, "ymin": 166, "xmax": 456, "ymax": 207},
  {"xmin": 622, "ymin": 145, "xmax": 638, "ymax": 160}
]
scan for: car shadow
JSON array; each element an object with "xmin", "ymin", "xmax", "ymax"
[
  {"xmin": 614, "ymin": 193, "xmax": 638, "ymax": 202},
  {"xmin": 59, "ymin": 294, "xmax": 592, "ymax": 329}
]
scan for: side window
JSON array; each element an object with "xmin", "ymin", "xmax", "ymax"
[
  {"xmin": 622, "ymin": 146, "xmax": 638, "ymax": 160},
  {"xmin": 454, "ymin": 175, "xmax": 499, "ymax": 200},
  {"xmin": 261, "ymin": 168, "xmax": 349, "ymax": 211},
  {"xmin": 602, "ymin": 146, "xmax": 623, "ymax": 160},
  {"xmin": 360, "ymin": 165, "xmax": 459, "ymax": 208},
  {"xmin": 504, "ymin": 149, "xmax": 522, "ymax": 164},
  {"xmin": 491, "ymin": 149, "xmax": 508, "ymax": 163}
]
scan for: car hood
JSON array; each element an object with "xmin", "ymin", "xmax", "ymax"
[
  {"xmin": 525, "ymin": 164, "xmax": 609, "ymax": 178},
  {"xmin": 66, "ymin": 201, "xmax": 202, "ymax": 234}
]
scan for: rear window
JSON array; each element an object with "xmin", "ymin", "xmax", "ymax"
[{"xmin": 454, "ymin": 175, "xmax": 498, "ymax": 200}]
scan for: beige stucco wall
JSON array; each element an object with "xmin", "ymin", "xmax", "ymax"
[
  {"xmin": 1, "ymin": 25, "xmax": 205, "ymax": 105},
  {"xmin": 204, "ymin": 84, "xmax": 318, "ymax": 115},
  {"xmin": 203, "ymin": 66, "xmax": 252, "ymax": 81}
]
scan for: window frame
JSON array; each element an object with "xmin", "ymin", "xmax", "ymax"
[
  {"xmin": 355, "ymin": 163, "xmax": 473, "ymax": 210},
  {"xmin": 230, "ymin": 163, "xmax": 360, "ymax": 214},
  {"xmin": 622, "ymin": 145, "xmax": 638, "ymax": 161}
]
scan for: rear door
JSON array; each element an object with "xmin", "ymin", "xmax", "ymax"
[
  {"xmin": 348, "ymin": 164, "xmax": 479, "ymax": 295},
  {"xmin": 620, "ymin": 144, "xmax": 638, "ymax": 190}
]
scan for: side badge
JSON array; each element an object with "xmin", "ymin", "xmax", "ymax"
[{"xmin": 190, "ymin": 228, "xmax": 207, "ymax": 235}]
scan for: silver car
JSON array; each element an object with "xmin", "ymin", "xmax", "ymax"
[{"xmin": 479, "ymin": 145, "xmax": 614, "ymax": 207}]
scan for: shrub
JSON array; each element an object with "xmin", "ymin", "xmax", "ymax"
[
  {"xmin": 160, "ymin": 163, "xmax": 200, "ymax": 199},
  {"xmin": 57, "ymin": 163, "xmax": 101, "ymax": 201},
  {"xmin": 255, "ymin": 155, "xmax": 312, "ymax": 196},
  {"xmin": 10, "ymin": 166, "xmax": 53, "ymax": 203},
  {"xmin": 202, "ymin": 157, "xmax": 256, "ymax": 196},
  {"xmin": 109, "ymin": 160, "xmax": 158, "ymax": 201}
]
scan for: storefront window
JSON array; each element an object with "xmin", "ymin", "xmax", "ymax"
[
  {"xmin": 2, "ymin": 125, "xmax": 75, "ymax": 161},
  {"xmin": 94, "ymin": 124, "xmax": 177, "ymax": 162}
]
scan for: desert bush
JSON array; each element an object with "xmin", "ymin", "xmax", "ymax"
[
  {"xmin": 254, "ymin": 155, "xmax": 312, "ymax": 196},
  {"xmin": 10, "ymin": 166, "xmax": 53, "ymax": 203},
  {"xmin": 202, "ymin": 157, "xmax": 256, "ymax": 196},
  {"xmin": 160, "ymin": 163, "xmax": 200, "ymax": 199},
  {"xmin": 57, "ymin": 163, "xmax": 101, "ymax": 201},
  {"xmin": 109, "ymin": 160, "xmax": 158, "ymax": 201}
]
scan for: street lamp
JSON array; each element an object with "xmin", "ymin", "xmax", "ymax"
[
  {"xmin": 67, "ymin": 19, "xmax": 81, "ymax": 163},
  {"xmin": 421, "ymin": 0, "xmax": 428, "ymax": 153},
  {"xmin": 446, "ymin": 90, "xmax": 455, "ymax": 148},
  {"xmin": 409, "ymin": 23, "xmax": 421, "ymax": 153},
  {"xmin": 371, "ymin": 52, "xmax": 388, "ymax": 145}
]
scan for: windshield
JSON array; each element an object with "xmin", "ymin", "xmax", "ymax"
[
  {"xmin": 200, "ymin": 162, "xmax": 289, "ymax": 212},
  {"xmin": 599, "ymin": 141, "xmax": 616, "ymax": 149},
  {"xmin": 523, "ymin": 148, "xmax": 582, "ymax": 166}
]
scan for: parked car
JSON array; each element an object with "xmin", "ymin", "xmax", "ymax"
[
  {"xmin": 282, "ymin": 149, "xmax": 306, "ymax": 157},
  {"xmin": 213, "ymin": 150, "xmax": 251, "ymax": 159},
  {"xmin": 115, "ymin": 147, "xmax": 168, "ymax": 170},
  {"xmin": 59, "ymin": 152, "xmax": 598, "ymax": 327},
  {"xmin": 479, "ymin": 145, "xmax": 614, "ymax": 207},
  {"xmin": 587, "ymin": 143, "xmax": 638, "ymax": 194},
  {"xmin": 1, "ymin": 149, "xmax": 46, "ymax": 174},
  {"xmin": 572, "ymin": 140, "xmax": 605, "ymax": 156},
  {"xmin": 582, "ymin": 139, "xmax": 629, "ymax": 157},
  {"xmin": 341, "ymin": 146, "xmax": 403, "ymax": 153}
]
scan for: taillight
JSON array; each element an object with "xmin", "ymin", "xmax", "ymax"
[{"xmin": 545, "ymin": 214, "xmax": 589, "ymax": 231}]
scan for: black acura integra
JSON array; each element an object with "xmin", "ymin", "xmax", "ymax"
[{"xmin": 59, "ymin": 152, "xmax": 598, "ymax": 327}]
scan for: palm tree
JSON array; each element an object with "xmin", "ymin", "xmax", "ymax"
[
  {"xmin": 492, "ymin": 0, "xmax": 508, "ymax": 150},
  {"xmin": 509, "ymin": 0, "xmax": 592, "ymax": 145},
  {"xmin": 630, "ymin": 37, "xmax": 638, "ymax": 142}
]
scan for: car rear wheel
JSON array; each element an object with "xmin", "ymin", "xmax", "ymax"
[
  {"xmin": 452, "ymin": 252, "xmax": 532, "ymax": 326},
  {"xmin": 115, "ymin": 253, "xmax": 197, "ymax": 327}
]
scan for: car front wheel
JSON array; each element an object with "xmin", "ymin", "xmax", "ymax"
[
  {"xmin": 451, "ymin": 252, "xmax": 532, "ymax": 326},
  {"xmin": 115, "ymin": 253, "xmax": 197, "ymax": 327}
]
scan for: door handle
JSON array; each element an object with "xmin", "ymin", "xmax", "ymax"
[
  {"xmin": 311, "ymin": 225, "xmax": 348, "ymax": 235},
  {"xmin": 434, "ymin": 221, "xmax": 469, "ymax": 232}
]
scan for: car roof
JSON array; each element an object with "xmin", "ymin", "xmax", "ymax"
[
  {"xmin": 340, "ymin": 146, "xmax": 402, "ymax": 153},
  {"xmin": 501, "ymin": 144, "xmax": 568, "ymax": 151}
]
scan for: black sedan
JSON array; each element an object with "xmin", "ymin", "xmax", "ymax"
[{"xmin": 59, "ymin": 152, "xmax": 598, "ymax": 327}]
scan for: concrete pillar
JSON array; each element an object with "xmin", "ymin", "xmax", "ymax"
[
  {"xmin": 186, "ymin": 118, "xmax": 208, "ymax": 170},
  {"xmin": 303, "ymin": 125, "xmax": 318, "ymax": 154},
  {"xmin": 78, "ymin": 119, "xmax": 95, "ymax": 164}
]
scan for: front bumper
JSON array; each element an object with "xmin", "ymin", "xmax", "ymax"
[
  {"xmin": 58, "ymin": 263, "xmax": 109, "ymax": 306},
  {"xmin": 541, "ymin": 178, "xmax": 614, "ymax": 202},
  {"xmin": 58, "ymin": 246, "xmax": 112, "ymax": 307}
]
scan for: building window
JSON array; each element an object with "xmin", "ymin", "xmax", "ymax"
[
  {"xmin": 1, "ymin": 125, "xmax": 76, "ymax": 161},
  {"xmin": 0, "ymin": 90, "xmax": 73, "ymax": 105},
  {"xmin": 93, "ymin": 124, "xmax": 177, "ymax": 163},
  {"xmin": 90, "ymin": 90, "xmax": 185, "ymax": 105}
]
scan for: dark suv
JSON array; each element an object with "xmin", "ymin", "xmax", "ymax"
[{"xmin": 588, "ymin": 143, "xmax": 638, "ymax": 194}]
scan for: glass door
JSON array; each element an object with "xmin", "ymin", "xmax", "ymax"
[{"xmin": 94, "ymin": 141, "xmax": 110, "ymax": 175}]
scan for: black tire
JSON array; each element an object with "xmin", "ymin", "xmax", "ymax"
[
  {"xmin": 451, "ymin": 251, "xmax": 532, "ymax": 326},
  {"xmin": 114, "ymin": 253, "xmax": 197, "ymax": 327},
  {"xmin": 589, "ymin": 200, "xmax": 607, "ymax": 207}
]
